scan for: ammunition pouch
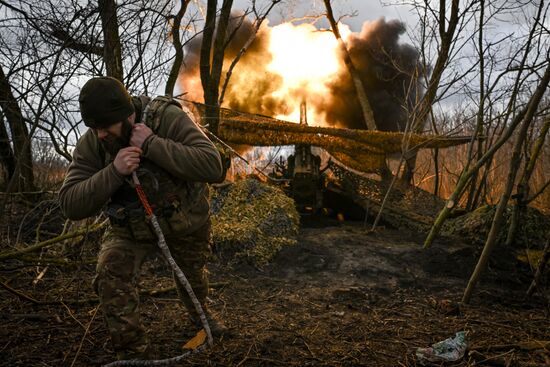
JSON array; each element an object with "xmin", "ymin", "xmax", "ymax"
[{"xmin": 106, "ymin": 201, "xmax": 191, "ymax": 240}]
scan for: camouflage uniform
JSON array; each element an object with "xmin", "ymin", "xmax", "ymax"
[
  {"xmin": 59, "ymin": 95, "xmax": 223, "ymax": 358},
  {"xmin": 93, "ymin": 220, "xmax": 212, "ymax": 357}
]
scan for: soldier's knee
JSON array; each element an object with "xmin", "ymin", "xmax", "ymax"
[
  {"xmin": 98, "ymin": 248, "xmax": 136, "ymax": 280},
  {"xmin": 94, "ymin": 248, "xmax": 137, "ymax": 295}
]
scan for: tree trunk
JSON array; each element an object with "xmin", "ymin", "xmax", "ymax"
[
  {"xmin": 466, "ymin": 0, "xmax": 486, "ymax": 211},
  {"xmin": 0, "ymin": 111, "xmax": 15, "ymax": 187},
  {"xmin": 200, "ymin": 0, "xmax": 234, "ymax": 134},
  {"xmin": 402, "ymin": 0, "xmax": 460, "ymax": 183},
  {"xmin": 200, "ymin": 0, "xmax": 219, "ymax": 133},
  {"xmin": 433, "ymin": 148, "xmax": 440, "ymax": 197},
  {"xmin": 98, "ymin": 0, "xmax": 123, "ymax": 80},
  {"xmin": 462, "ymin": 93, "xmax": 540, "ymax": 304},
  {"xmin": 165, "ymin": 0, "xmax": 191, "ymax": 96},
  {"xmin": 505, "ymin": 115, "xmax": 550, "ymax": 247},
  {"xmin": 0, "ymin": 66, "xmax": 35, "ymax": 192},
  {"xmin": 323, "ymin": 0, "xmax": 377, "ymax": 131}
]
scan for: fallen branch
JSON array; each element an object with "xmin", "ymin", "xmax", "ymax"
[
  {"xmin": 0, "ymin": 278, "xmax": 42, "ymax": 304},
  {"xmin": 1, "ymin": 284, "xmax": 205, "ymax": 306},
  {"xmin": 15, "ymin": 256, "xmax": 97, "ymax": 266},
  {"xmin": 0, "ymin": 220, "xmax": 107, "ymax": 261},
  {"xmin": 0, "ymin": 313, "xmax": 57, "ymax": 321}
]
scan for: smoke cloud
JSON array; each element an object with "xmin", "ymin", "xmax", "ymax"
[
  {"xmin": 179, "ymin": 15, "xmax": 421, "ymax": 132},
  {"xmin": 326, "ymin": 19, "xmax": 420, "ymax": 131}
]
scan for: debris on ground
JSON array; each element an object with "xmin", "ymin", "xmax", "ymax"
[{"xmin": 416, "ymin": 331, "xmax": 468, "ymax": 364}]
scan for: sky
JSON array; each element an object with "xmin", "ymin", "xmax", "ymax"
[{"xmin": 232, "ymin": 0, "xmax": 418, "ymax": 32}]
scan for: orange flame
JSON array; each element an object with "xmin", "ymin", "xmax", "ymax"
[
  {"xmin": 180, "ymin": 21, "xmax": 353, "ymax": 127},
  {"xmin": 266, "ymin": 22, "xmax": 351, "ymax": 124}
]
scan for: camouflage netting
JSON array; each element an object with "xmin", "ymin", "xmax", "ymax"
[
  {"xmin": 190, "ymin": 102, "xmax": 474, "ymax": 173},
  {"xmin": 327, "ymin": 160, "xmax": 445, "ymax": 232},
  {"xmin": 210, "ymin": 178, "xmax": 300, "ymax": 266},
  {"xmin": 442, "ymin": 205, "xmax": 550, "ymax": 249}
]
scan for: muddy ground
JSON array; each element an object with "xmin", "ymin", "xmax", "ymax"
[{"xmin": 1, "ymin": 217, "xmax": 549, "ymax": 366}]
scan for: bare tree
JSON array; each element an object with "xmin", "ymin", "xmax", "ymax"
[
  {"xmin": 423, "ymin": 0, "xmax": 550, "ymax": 250},
  {"xmin": 98, "ymin": 0, "xmax": 124, "ymax": 80},
  {"xmin": 463, "ymin": 58, "xmax": 550, "ymax": 304},
  {"xmin": 401, "ymin": 0, "xmax": 481, "ymax": 183},
  {"xmin": 219, "ymin": 0, "xmax": 281, "ymax": 106},
  {"xmin": 0, "ymin": 66, "xmax": 35, "ymax": 192},
  {"xmin": 200, "ymin": 0, "xmax": 235, "ymax": 134},
  {"xmin": 0, "ymin": 111, "xmax": 15, "ymax": 186},
  {"xmin": 323, "ymin": 0, "xmax": 377, "ymax": 132},
  {"xmin": 166, "ymin": 0, "xmax": 192, "ymax": 96}
]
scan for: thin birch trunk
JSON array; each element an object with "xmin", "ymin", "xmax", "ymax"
[
  {"xmin": 323, "ymin": 0, "xmax": 377, "ymax": 131},
  {"xmin": 219, "ymin": 0, "xmax": 280, "ymax": 106},
  {"xmin": 462, "ymin": 101, "xmax": 536, "ymax": 303},
  {"xmin": 505, "ymin": 115, "xmax": 550, "ymax": 247}
]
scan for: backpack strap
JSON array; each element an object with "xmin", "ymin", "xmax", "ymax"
[{"xmin": 142, "ymin": 95, "xmax": 183, "ymax": 132}]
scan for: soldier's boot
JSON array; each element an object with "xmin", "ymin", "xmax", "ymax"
[
  {"xmin": 188, "ymin": 306, "xmax": 229, "ymax": 338},
  {"xmin": 115, "ymin": 343, "xmax": 150, "ymax": 361},
  {"xmin": 171, "ymin": 244, "xmax": 229, "ymax": 336}
]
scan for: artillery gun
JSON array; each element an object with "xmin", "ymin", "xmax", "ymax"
[{"xmin": 190, "ymin": 101, "xmax": 473, "ymax": 227}]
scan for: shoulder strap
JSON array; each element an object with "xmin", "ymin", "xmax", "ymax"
[{"xmin": 142, "ymin": 95, "xmax": 182, "ymax": 133}]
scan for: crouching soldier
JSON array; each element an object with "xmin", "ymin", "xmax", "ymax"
[{"xmin": 59, "ymin": 76, "xmax": 226, "ymax": 360}]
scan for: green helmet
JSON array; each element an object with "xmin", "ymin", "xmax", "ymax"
[{"xmin": 79, "ymin": 76, "xmax": 135, "ymax": 128}]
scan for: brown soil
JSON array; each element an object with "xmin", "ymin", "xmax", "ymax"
[{"xmin": 1, "ymin": 218, "xmax": 549, "ymax": 366}]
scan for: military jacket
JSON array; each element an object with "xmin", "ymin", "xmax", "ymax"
[{"xmin": 59, "ymin": 96, "xmax": 224, "ymax": 238}]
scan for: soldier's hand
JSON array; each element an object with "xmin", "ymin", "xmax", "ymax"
[
  {"xmin": 130, "ymin": 123, "xmax": 153, "ymax": 148},
  {"xmin": 113, "ymin": 146, "xmax": 142, "ymax": 176}
]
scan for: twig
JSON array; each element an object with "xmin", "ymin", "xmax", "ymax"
[
  {"xmin": 32, "ymin": 265, "xmax": 48, "ymax": 285},
  {"xmin": 61, "ymin": 301, "xmax": 87, "ymax": 330},
  {"xmin": 0, "ymin": 219, "xmax": 107, "ymax": 261},
  {"xmin": 469, "ymin": 349, "xmax": 514, "ymax": 366},
  {"xmin": 70, "ymin": 305, "xmax": 99, "ymax": 367},
  {"xmin": 236, "ymin": 344, "xmax": 254, "ymax": 367},
  {"xmin": 15, "ymin": 256, "xmax": 97, "ymax": 266},
  {"xmin": 0, "ymin": 278, "xmax": 41, "ymax": 304},
  {"xmin": 0, "ymin": 190, "xmax": 58, "ymax": 195}
]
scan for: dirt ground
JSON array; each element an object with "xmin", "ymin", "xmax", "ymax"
[{"xmin": 1, "ymin": 217, "xmax": 549, "ymax": 367}]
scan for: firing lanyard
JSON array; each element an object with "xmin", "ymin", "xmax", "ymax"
[{"xmin": 103, "ymin": 172, "xmax": 213, "ymax": 367}]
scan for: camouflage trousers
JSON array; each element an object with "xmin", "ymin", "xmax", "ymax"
[{"xmin": 93, "ymin": 219, "xmax": 212, "ymax": 358}]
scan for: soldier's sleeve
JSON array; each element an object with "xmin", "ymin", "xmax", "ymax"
[
  {"xmin": 59, "ymin": 131, "xmax": 126, "ymax": 220},
  {"xmin": 141, "ymin": 105, "xmax": 224, "ymax": 182}
]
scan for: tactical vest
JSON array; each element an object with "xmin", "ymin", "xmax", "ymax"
[{"xmin": 103, "ymin": 95, "xmax": 205, "ymax": 240}]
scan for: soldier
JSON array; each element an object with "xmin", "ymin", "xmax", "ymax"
[{"xmin": 59, "ymin": 76, "xmax": 226, "ymax": 360}]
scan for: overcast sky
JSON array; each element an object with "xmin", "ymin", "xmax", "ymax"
[{"xmin": 231, "ymin": 0, "xmax": 418, "ymax": 31}]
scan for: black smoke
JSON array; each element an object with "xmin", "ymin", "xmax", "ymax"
[{"xmin": 324, "ymin": 18, "xmax": 421, "ymax": 131}]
